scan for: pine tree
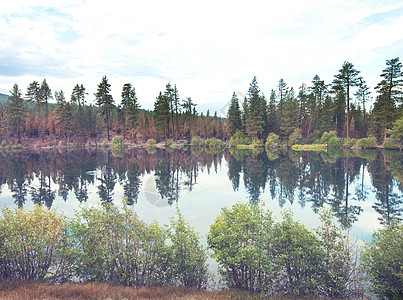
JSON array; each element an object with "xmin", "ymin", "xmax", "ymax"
[
  {"xmin": 5, "ymin": 84, "xmax": 27, "ymax": 144},
  {"xmin": 372, "ymin": 57, "xmax": 403, "ymax": 143},
  {"xmin": 95, "ymin": 76, "xmax": 115, "ymax": 141},
  {"xmin": 227, "ymin": 92, "xmax": 242, "ymax": 136},
  {"xmin": 182, "ymin": 97, "xmax": 196, "ymax": 139},
  {"xmin": 267, "ymin": 89, "xmax": 277, "ymax": 134},
  {"xmin": 154, "ymin": 92, "xmax": 170, "ymax": 142},
  {"xmin": 71, "ymin": 84, "xmax": 86, "ymax": 106},
  {"xmin": 39, "ymin": 79, "xmax": 52, "ymax": 115},
  {"xmin": 245, "ymin": 76, "xmax": 266, "ymax": 139},
  {"xmin": 121, "ymin": 83, "xmax": 140, "ymax": 140},
  {"xmin": 331, "ymin": 81, "xmax": 346, "ymax": 137},
  {"xmin": 280, "ymin": 87, "xmax": 299, "ymax": 142},
  {"xmin": 355, "ymin": 78, "xmax": 371, "ymax": 137},
  {"xmin": 333, "ymin": 62, "xmax": 360, "ymax": 141},
  {"xmin": 25, "ymin": 80, "xmax": 41, "ymax": 110}
]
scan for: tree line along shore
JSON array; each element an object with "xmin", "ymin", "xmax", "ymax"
[{"xmin": 0, "ymin": 57, "xmax": 402, "ymax": 151}]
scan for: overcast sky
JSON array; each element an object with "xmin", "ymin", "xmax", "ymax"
[{"xmin": 1, "ymin": 0, "xmax": 402, "ymax": 114}]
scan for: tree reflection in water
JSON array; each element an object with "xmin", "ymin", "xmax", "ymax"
[{"xmin": 0, "ymin": 148, "xmax": 401, "ymax": 228}]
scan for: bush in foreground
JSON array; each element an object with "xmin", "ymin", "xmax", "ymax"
[
  {"xmin": 362, "ymin": 223, "xmax": 403, "ymax": 299},
  {"xmin": 0, "ymin": 202, "xmax": 209, "ymax": 288},
  {"xmin": 0, "ymin": 206, "xmax": 69, "ymax": 281},
  {"xmin": 208, "ymin": 202, "xmax": 364, "ymax": 297}
]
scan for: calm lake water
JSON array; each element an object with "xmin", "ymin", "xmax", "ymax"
[{"xmin": 0, "ymin": 148, "xmax": 402, "ymax": 244}]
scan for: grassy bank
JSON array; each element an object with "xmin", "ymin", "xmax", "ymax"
[{"xmin": 0, "ymin": 280, "xmax": 279, "ymax": 300}]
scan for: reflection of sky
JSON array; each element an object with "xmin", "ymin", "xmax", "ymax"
[{"xmin": 0, "ymin": 161, "xmax": 396, "ymax": 247}]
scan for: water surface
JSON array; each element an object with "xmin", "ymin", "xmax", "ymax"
[{"xmin": 0, "ymin": 148, "xmax": 401, "ymax": 243}]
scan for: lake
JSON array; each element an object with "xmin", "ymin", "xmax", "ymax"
[{"xmin": 0, "ymin": 147, "xmax": 402, "ymax": 245}]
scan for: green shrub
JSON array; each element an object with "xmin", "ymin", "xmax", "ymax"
[
  {"xmin": 191, "ymin": 136, "xmax": 204, "ymax": 147},
  {"xmin": 208, "ymin": 202, "xmax": 274, "ymax": 293},
  {"xmin": 316, "ymin": 209, "xmax": 364, "ymax": 298},
  {"xmin": 383, "ymin": 138, "xmax": 400, "ymax": 150},
  {"xmin": 288, "ymin": 128, "xmax": 304, "ymax": 146},
  {"xmin": 388, "ymin": 118, "xmax": 403, "ymax": 144},
  {"xmin": 362, "ymin": 223, "xmax": 403, "ymax": 299},
  {"xmin": 320, "ymin": 130, "xmax": 337, "ymax": 144},
  {"xmin": 265, "ymin": 132, "xmax": 280, "ymax": 149},
  {"xmin": 111, "ymin": 135, "xmax": 124, "ymax": 148},
  {"xmin": 327, "ymin": 136, "xmax": 343, "ymax": 148},
  {"xmin": 166, "ymin": 138, "xmax": 174, "ymax": 148},
  {"xmin": 272, "ymin": 210, "xmax": 324, "ymax": 296},
  {"xmin": 355, "ymin": 136, "xmax": 377, "ymax": 149},
  {"xmin": 251, "ymin": 137, "xmax": 263, "ymax": 147},
  {"xmin": 346, "ymin": 138, "xmax": 357, "ymax": 148},
  {"xmin": 208, "ymin": 202, "xmax": 364, "ymax": 297},
  {"xmin": 229, "ymin": 130, "xmax": 250, "ymax": 147},
  {"xmin": 70, "ymin": 202, "xmax": 170, "ymax": 286},
  {"xmin": 167, "ymin": 209, "xmax": 209, "ymax": 288},
  {"xmin": 205, "ymin": 137, "xmax": 226, "ymax": 150},
  {"xmin": 291, "ymin": 144, "xmax": 326, "ymax": 151},
  {"xmin": 308, "ymin": 130, "xmax": 322, "ymax": 144},
  {"xmin": 0, "ymin": 206, "xmax": 70, "ymax": 281},
  {"xmin": 146, "ymin": 138, "xmax": 156, "ymax": 147}
]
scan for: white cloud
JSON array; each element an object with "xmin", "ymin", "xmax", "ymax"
[{"xmin": 0, "ymin": 0, "xmax": 402, "ymax": 112}]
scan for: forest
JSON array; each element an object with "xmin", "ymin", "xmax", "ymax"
[{"xmin": 0, "ymin": 57, "xmax": 402, "ymax": 149}]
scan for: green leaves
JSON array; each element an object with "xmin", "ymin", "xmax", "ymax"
[
  {"xmin": 362, "ymin": 222, "xmax": 403, "ymax": 299},
  {"xmin": 0, "ymin": 205, "xmax": 67, "ymax": 281},
  {"xmin": 208, "ymin": 203, "xmax": 365, "ymax": 297}
]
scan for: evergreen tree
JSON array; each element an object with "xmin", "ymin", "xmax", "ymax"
[
  {"xmin": 173, "ymin": 84, "xmax": 180, "ymax": 139},
  {"xmin": 95, "ymin": 76, "xmax": 115, "ymax": 141},
  {"xmin": 355, "ymin": 78, "xmax": 371, "ymax": 137},
  {"xmin": 277, "ymin": 78, "xmax": 288, "ymax": 124},
  {"xmin": 164, "ymin": 82, "xmax": 175, "ymax": 138},
  {"xmin": 331, "ymin": 81, "xmax": 346, "ymax": 137},
  {"xmin": 372, "ymin": 57, "xmax": 403, "ymax": 143},
  {"xmin": 267, "ymin": 89, "xmax": 278, "ymax": 134},
  {"xmin": 121, "ymin": 83, "xmax": 140, "ymax": 140},
  {"xmin": 280, "ymin": 88, "xmax": 299, "ymax": 142},
  {"xmin": 298, "ymin": 83, "xmax": 309, "ymax": 138},
  {"xmin": 54, "ymin": 90, "xmax": 74, "ymax": 140},
  {"xmin": 182, "ymin": 97, "xmax": 196, "ymax": 139},
  {"xmin": 227, "ymin": 92, "xmax": 242, "ymax": 136},
  {"xmin": 333, "ymin": 62, "xmax": 360, "ymax": 140},
  {"xmin": 5, "ymin": 83, "xmax": 27, "ymax": 144},
  {"xmin": 39, "ymin": 79, "xmax": 52, "ymax": 115},
  {"xmin": 245, "ymin": 76, "xmax": 266, "ymax": 139},
  {"xmin": 71, "ymin": 84, "xmax": 86, "ymax": 107},
  {"xmin": 154, "ymin": 92, "xmax": 170, "ymax": 142},
  {"xmin": 25, "ymin": 80, "xmax": 41, "ymax": 110},
  {"xmin": 311, "ymin": 75, "xmax": 327, "ymax": 131}
]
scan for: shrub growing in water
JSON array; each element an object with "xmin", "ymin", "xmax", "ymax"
[
  {"xmin": 265, "ymin": 132, "xmax": 280, "ymax": 149},
  {"xmin": 191, "ymin": 136, "xmax": 204, "ymax": 147},
  {"xmin": 207, "ymin": 202, "xmax": 274, "ymax": 293},
  {"xmin": 229, "ymin": 130, "xmax": 250, "ymax": 147},
  {"xmin": 69, "ymin": 202, "xmax": 170, "ymax": 286},
  {"xmin": 0, "ymin": 206, "xmax": 69, "ymax": 281},
  {"xmin": 111, "ymin": 135, "xmax": 124, "ymax": 148},
  {"xmin": 288, "ymin": 128, "xmax": 304, "ymax": 146},
  {"xmin": 362, "ymin": 223, "xmax": 403, "ymax": 299},
  {"xmin": 208, "ymin": 202, "xmax": 364, "ymax": 297},
  {"xmin": 205, "ymin": 137, "xmax": 226, "ymax": 150},
  {"xmin": 327, "ymin": 136, "xmax": 343, "ymax": 148},
  {"xmin": 167, "ymin": 208, "xmax": 209, "ymax": 288},
  {"xmin": 355, "ymin": 136, "xmax": 377, "ymax": 149},
  {"xmin": 146, "ymin": 138, "xmax": 156, "ymax": 147}
]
